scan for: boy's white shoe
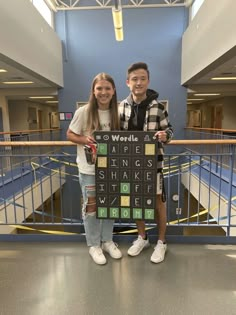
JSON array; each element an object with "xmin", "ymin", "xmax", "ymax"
[
  {"xmin": 89, "ymin": 246, "xmax": 106, "ymax": 265},
  {"xmin": 102, "ymin": 241, "xmax": 122, "ymax": 259},
  {"xmin": 150, "ymin": 240, "xmax": 167, "ymax": 263},
  {"xmin": 127, "ymin": 235, "xmax": 150, "ymax": 256}
]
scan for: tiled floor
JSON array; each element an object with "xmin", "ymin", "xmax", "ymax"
[{"xmin": 0, "ymin": 242, "xmax": 235, "ymax": 315}]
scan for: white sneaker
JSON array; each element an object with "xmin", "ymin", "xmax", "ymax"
[
  {"xmin": 127, "ymin": 235, "xmax": 150, "ymax": 256},
  {"xmin": 89, "ymin": 246, "xmax": 107, "ymax": 265},
  {"xmin": 150, "ymin": 240, "xmax": 167, "ymax": 263},
  {"xmin": 102, "ymin": 241, "xmax": 122, "ymax": 259}
]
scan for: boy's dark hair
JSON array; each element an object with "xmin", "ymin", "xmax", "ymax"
[{"xmin": 127, "ymin": 62, "xmax": 150, "ymax": 79}]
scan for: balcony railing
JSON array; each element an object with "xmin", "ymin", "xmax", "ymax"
[{"xmin": 0, "ymin": 130, "xmax": 236, "ymax": 243}]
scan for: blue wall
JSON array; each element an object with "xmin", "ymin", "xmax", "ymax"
[{"xmin": 55, "ymin": 7, "xmax": 187, "ymax": 139}]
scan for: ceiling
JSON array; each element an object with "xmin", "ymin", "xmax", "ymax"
[
  {"xmin": 47, "ymin": 0, "xmax": 188, "ymax": 10},
  {"xmin": 1, "ymin": 0, "xmax": 236, "ymax": 105},
  {"xmin": 185, "ymin": 49, "xmax": 236, "ymax": 104},
  {"xmin": 0, "ymin": 56, "xmax": 59, "ymax": 105}
]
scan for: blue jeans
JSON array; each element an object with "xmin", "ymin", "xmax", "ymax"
[{"xmin": 79, "ymin": 173, "xmax": 114, "ymax": 247}]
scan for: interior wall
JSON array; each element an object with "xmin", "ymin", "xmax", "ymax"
[
  {"xmin": 8, "ymin": 100, "xmax": 57, "ymax": 131},
  {"xmin": 0, "ymin": 108, "xmax": 3, "ymax": 132},
  {"xmin": 187, "ymin": 96, "xmax": 236, "ymax": 129},
  {"xmin": 0, "ymin": 96, "xmax": 10, "ymax": 133},
  {"xmin": 222, "ymin": 97, "xmax": 236, "ymax": 129},
  {"xmin": 200, "ymin": 99, "xmax": 224, "ymax": 128},
  {"xmin": 0, "ymin": 0, "xmax": 63, "ymax": 86},
  {"xmin": 181, "ymin": 0, "xmax": 236, "ymax": 84},
  {"xmin": 201, "ymin": 105, "xmax": 214, "ymax": 128},
  {"xmin": 55, "ymin": 7, "xmax": 188, "ymax": 140}
]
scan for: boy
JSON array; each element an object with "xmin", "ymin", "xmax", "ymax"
[{"xmin": 119, "ymin": 62, "xmax": 173, "ymax": 263}]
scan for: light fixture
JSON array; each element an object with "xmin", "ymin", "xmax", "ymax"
[
  {"xmin": 0, "ymin": 69, "xmax": 7, "ymax": 73},
  {"xmin": 194, "ymin": 93, "xmax": 221, "ymax": 96},
  {"xmin": 1, "ymin": 81, "xmax": 33, "ymax": 84},
  {"xmin": 29, "ymin": 96, "xmax": 54, "ymax": 99},
  {"xmin": 46, "ymin": 101, "xmax": 58, "ymax": 103},
  {"xmin": 112, "ymin": 0, "xmax": 124, "ymax": 41},
  {"xmin": 187, "ymin": 98, "xmax": 204, "ymax": 101},
  {"xmin": 211, "ymin": 77, "xmax": 236, "ymax": 80},
  {"xmin": 44, "ymin": 0, "xmax": 57, "ymax": 12}
]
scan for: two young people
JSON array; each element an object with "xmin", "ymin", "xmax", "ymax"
[{"xmin": 67, "ymin": 63, "xmax": 173, "ymax": 265}]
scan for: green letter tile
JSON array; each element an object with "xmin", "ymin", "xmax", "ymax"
[
  {"xmin": 97, "ymin": 143, "xmax": 107, "ymax": 155},
  {"xmin": 97, "ymin": 207, "xmax": 107, "ymax": 218},
  {"xmin": 121, "ymin": 208, "xmax": 131, "ymax": 219},
  {"xmin": 133, "ymin": 208, "xmax": 143, "ymax": 219},
  {"xmin": 144, "ymin": 209, "xmax": 155, "ymax": 220},
  {"xmin": 120, "ymin": 182, "xmax": 130, "ymax": 194},
  {"xmin": 110, "ymin": 207, "xmax": 119, "ymax": 218}
]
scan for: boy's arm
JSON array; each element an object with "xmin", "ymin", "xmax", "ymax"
[{"xmin": 156, "ymin": 104, "xmax": 173, "ymax": 143}]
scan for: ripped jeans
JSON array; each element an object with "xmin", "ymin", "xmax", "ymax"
[{"xmin": 79, "ymin": 173, "xmax": 114, "ymax": 247}]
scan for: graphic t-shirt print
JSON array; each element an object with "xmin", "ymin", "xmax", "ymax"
[{"xmin": 101, "ymin": 122, "xmax": 111, "ymax": 130}]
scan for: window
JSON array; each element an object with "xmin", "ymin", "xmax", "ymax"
[
  {"xmin": 31, "ymin": 0, "xmax": 53, "ymax": 27},
  {"xmin": 191, "ymin": 0, "xmax": 205, "ymax": 21}
]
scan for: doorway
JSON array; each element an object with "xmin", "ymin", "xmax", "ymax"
[{"xmin": 211, "ymin": 106, "xmax": 222, "ymax": 129}]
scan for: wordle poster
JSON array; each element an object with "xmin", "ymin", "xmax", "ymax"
[{"xmin": 94, "ymin": 131, "xmax": 158, "ymax": 222}]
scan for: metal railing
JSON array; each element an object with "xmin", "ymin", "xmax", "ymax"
[
  {"xmin": 0, "ymin": 128, "xmax": 61, "ymax": 174},
  {"xmin": 185, "ymin": 127, "xmax": 236, "ymax": 171},
  {"xmin": 0, "ymin": 135, "xmax": 236, "ymax": 243}
]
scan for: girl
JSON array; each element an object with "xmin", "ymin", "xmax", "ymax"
[{"xmin": 67, "ymin": 73, "xmax": 122, "ymax": 265}]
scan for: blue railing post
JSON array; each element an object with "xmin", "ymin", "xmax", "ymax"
[{"xmin": 226, "ymin": 144, "xmax": 235, "ymax": 236}]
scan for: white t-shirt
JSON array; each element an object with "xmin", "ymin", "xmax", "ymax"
[{"xmin": 69, "ymin": 104, "xmax": 111, "ymax": 175}]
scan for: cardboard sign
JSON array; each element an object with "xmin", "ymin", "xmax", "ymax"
[{"xmin": 94, "ymin": 131, "xmax": 158, "ymax": 221}]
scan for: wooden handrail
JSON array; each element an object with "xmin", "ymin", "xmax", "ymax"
[
  {"xmin": 170, "ymin": 140, "xmax": 236, "ymax": 145},
  {"xmin": 0, "ymin": 141, "xmax": 72, "ymax": 146},
  {"xmin": 0, "ymin": 128, "xmax": 60, "ymax": 136},
  {"xmin": 185, "ymin": 127, "xmax": 236, "ymax": 133},
  {"xmin": 0, "ymin": 140, "xmax": 236, "ymax": 146},
  {"xmin": 1, "ymin": 127, "xmax": 235, "ymax": 136}
]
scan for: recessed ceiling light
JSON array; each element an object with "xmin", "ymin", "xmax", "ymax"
[
  {"xmin": 29, "ymin": 96, "xmax": 54, "ymax": 99},
  {"xmin": 211, "ymin": 77, "xmax": 236, "ymax": 80},
  {"xmin": 46, "ymin": 101, "xmax": 58, "ymax": 103},
  {"xmin": 0, "ymin": 69, "xmax": 7, "ymax": 73},
  {"xmin": 2, "ymin": 81, "xmax": 34, "ymax": 84},
  {"xmin": 187, "ymin": 98, "xmax": 204, "ymax": 101},
  {"xmin": 221, "ymin": 72, "xmax": 233, "ymax": 75},
  {"xmin": 194, "ymin": 93, "xmax": 220, "ymax": 96}
]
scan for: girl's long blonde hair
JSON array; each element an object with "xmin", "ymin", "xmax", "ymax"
[{"xmin": 86, "ymin": 73, "xmax": 120, "ymax": 134}]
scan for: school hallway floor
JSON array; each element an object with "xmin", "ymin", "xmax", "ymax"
[{"xmin": 0, "ymin": 242, "xmax": 235, "ymax": 315}]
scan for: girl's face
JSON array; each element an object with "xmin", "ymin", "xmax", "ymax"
[{"xmin": 93, "ymin": 79, "xmax": 115, "ymax": 109}]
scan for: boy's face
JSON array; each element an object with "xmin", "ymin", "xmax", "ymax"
[{"xmin": 126, "ymin": 68, "xmax": 149, "ymax": 98}]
